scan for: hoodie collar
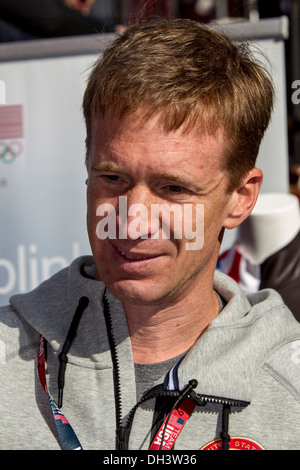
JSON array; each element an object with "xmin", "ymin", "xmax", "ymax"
[{"xmin": 10, "ymin": 256, "xmax": 292, "ymax": 405}]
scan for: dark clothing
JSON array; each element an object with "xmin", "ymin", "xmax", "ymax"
[
  {"xmin": 260, "ymin": 230, "xmax": 300, "ymax": 321},
  {"xmin": 0, "ymin": 0, "xmax": 108, "ymax": 42}
]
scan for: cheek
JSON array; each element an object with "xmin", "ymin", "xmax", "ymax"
[
  {"xmin": 86, "ymin": 188, "xmax": 102, "ymax": 238},
  {"xmin": 86, "ymin": 191, "xmax": 97, "ymax": 226},
  {"xmin": 203, "ymin": 194, "xmax": 232, "ymax": 231},
  {"xmin": 179, "ymin": 204, "xmax": 205, "ymax": 251},
  {"xmin": 86, "ymin": 182, "xmax": 107, "ymax": 217}
]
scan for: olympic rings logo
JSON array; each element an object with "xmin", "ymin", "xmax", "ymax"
[{"xmin": 0, "ymin": 140, "xmax": 23, "ymax": 164}]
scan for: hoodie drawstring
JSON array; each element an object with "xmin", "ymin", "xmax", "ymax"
[
  {"xmin": 57, "ymin": 296, "xmax": 89, "ymax": 408},
  {"xmin": 220, "ymin": 403, "xmax": 231, "ymax": 450}
]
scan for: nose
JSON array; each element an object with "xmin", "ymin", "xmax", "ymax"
[{"xmin": 117, "ymin": 186, "xmax": 158, "ymax": 240}]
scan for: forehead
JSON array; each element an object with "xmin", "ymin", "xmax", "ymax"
[{"xmin": 90, "ymin": 111, "xmax": 228, "ymax": 167}]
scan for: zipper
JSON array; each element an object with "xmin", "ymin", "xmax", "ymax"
[
  {"xmin": 102, "ymin": 290, "xmax": 123, "ymax": 446},
  {"xmin": 200, "ymin": 395, "xmax": 250, "ymax": 408},
  {"xmin": 121, "ymin": 385, "xmax": 249, "ymax": 432},
  {"xmin": 117, "ymin": 384, "xmax": 250, "ymax": 450},
  {"xmin": 102, "ymin": 290, "xmax": 197, "ymax": 449}
]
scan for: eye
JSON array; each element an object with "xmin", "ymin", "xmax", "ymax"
[
  {"xmin": 166, "ymin": 185, "xmax": 184, "ymax": 193},
  {"xmin": 98, "ymin": 173, "xmax": 129, "ymax": 194},
  {"xmin": 100, "ymin": 174, "xmax": 124, "ymax": 184},
  {"xmin": 103, "ymin": 174, "xmax": 120, "ymax": 181}
]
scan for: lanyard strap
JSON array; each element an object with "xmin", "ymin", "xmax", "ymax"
[
  {"xmin": 149, "ymin": 398, "xmax": 196, "ymax": 450},
  {"xmin": 37, "ymin": 335, "xmax": 83, "ymax": 450},
  {"xmin": 37, "ymin": 335, "xmax": 196, "ymax": 450}
]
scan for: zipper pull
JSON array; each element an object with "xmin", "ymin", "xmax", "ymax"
[{"xmin": 116, "ymin": 426, "xmax": 129, "ymax": 450}]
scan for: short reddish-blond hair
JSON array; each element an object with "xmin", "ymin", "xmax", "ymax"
[{"xmin": 83, "ymin": 18, "xmax": 274, "ymax": 192}]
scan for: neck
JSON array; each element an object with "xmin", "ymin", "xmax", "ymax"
[{"xmin": 124, "ymin": 287, "xmax": 220, "ymax": 364}]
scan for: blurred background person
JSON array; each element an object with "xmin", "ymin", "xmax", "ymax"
[{"xmin": 0, "ymin": 0, "xmax": 114, "ymax": 42}]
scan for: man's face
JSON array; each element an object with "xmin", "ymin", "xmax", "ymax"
[{"xmin": 86, "ymin": 112, "xmax": 236, "ymax": 307}]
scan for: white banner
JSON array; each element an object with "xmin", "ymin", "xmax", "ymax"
[{"xmin": 0, "ymin": 53, "xmax": 96, "ymax": 304}]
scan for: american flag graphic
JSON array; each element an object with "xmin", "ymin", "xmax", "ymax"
[{"xmin": 0, "ymin": 105, "xmax": 23, "ymax": 140}]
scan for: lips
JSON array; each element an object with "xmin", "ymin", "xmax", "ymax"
[
  {"xmin": 115, "ymin": 245, "xmax": 159, "ymax": 261},
  {"xmin": 110, "ymin": 242, "xmax": 162, "ymax": 263},
  {"xmin": 117, "ymin": 247, "xmax": 150, "ymax": 260}
]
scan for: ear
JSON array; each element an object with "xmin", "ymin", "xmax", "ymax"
[{"xmin": 223, "ymin": 168, "xmax": 263, "ymax": 230}]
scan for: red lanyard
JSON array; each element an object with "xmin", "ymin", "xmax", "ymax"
[
  {"xmin": 37, "ymin": 335, "xmax": 83, "ymax": 450},
  {"xmin": 149, "ymin": 398, "xmax": 196, "ymax": 450},
  {"xmin": 38, "ymin": 334, "xmax": 196, "ymax": 450}
]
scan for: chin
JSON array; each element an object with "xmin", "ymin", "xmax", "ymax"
[{"xmin": 105, "ymin": 278, "xmax": 171, "ymax": 307}]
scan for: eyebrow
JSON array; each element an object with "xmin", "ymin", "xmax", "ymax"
[
  {"xmin": 91, "ymin": 163, "xmax": 123, "ymax": 173},
  {"xmin": 155, "ymin": 171, "xmax": 199, "ymax": 186},
  {"xmin": 93, "ymin": 164, "xmax": 196, "ymax": 184},
  {"xmin": 94, "ymin": 163, "xmax": 208, "ymax": 192}
]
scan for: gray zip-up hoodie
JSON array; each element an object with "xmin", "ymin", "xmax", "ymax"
[{"xmin": 0, "ymin": 256, "xmax": 299, "ymax": 450}]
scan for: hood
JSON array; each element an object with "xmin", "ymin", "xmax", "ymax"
[
  {"xmin": 176, "ymin": 271, "xmax": 298, "ymax": 403},
  {"xmin": 9, "ymin": 255, "xmax": 299, "ymax": 407}
]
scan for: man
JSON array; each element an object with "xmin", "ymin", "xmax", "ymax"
[{"xmin": 0, "ymin": 19, "xmax": 299, "ymax": 450}]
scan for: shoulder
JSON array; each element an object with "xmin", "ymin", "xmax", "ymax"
[
  {"xmin": 0, "ymin": 256, "xmax": 83, "ymax": 355},
  {"xmin": 0, "ymin": 256, "xmax": 104, "ymax": 353},
  {"xmin": 0, "ymin": 303, "xmax": 39, "ymax": 367},
  {"xmin": 262, "ymin": 337, "xmax": 300, "ymax": 402}
]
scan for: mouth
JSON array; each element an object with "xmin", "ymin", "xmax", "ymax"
[
  {"xmin": 117, "ymin": 248, "xmax": 150, "ymax": 260},
  {"xmin": 112, "ymin": 244, "xmax": 161, "ymax": 262}
]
